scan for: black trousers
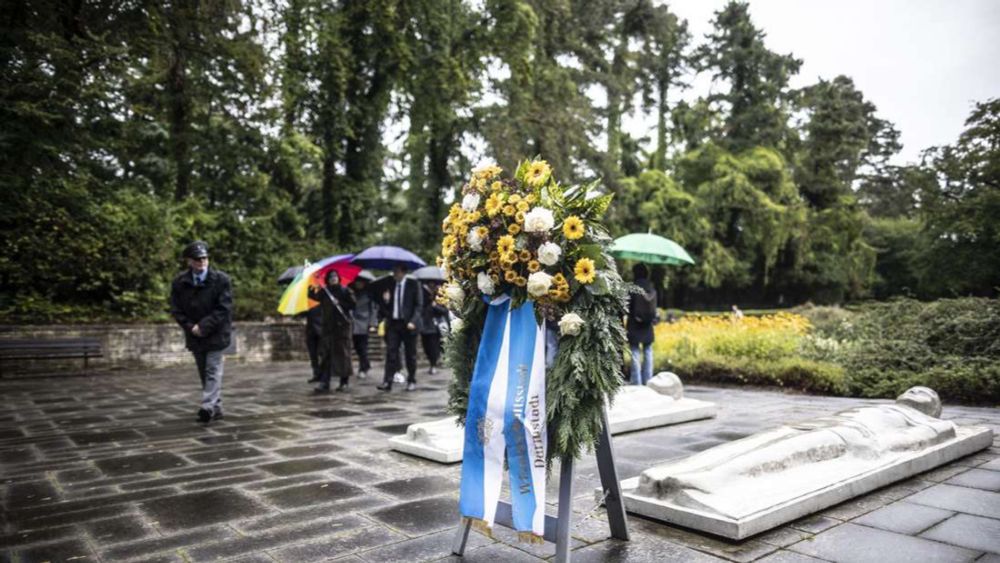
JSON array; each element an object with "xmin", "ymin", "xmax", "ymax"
[
  {"xmin": 306, "ymin": 330, "xmax": 322, "ymax": 379},
  {"xmin": 353, "ymin": 334, "xmax": 371, "ymax": 373},
  {"xmin": 421, "ymin": 332, "xmax": 441, "ymax": 367},
  {"xmin": 383, "ymin": 319, "xmax": 417, "ymax": 385}
]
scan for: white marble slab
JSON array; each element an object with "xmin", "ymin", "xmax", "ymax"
[
  {"xmin": 615, "ymin": 413, "xmax": 993, "ymax": 539},
  {"xmin": 389, "ymin": 381, "xmax": 718, "ymax": 463}
]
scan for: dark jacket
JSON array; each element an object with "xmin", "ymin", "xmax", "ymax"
[
  {"xmin": 382, "ymin": 276, "xmax": 423, "ymax": 327},
  {"xmin": 352, "ymin": 288, "xmax": 379, "ymax": 336},
  {"xmin": 419, "ymin": 285, "xmax": 449, "ymax": 335},
  {"xmin": 626, "ymin": 277, "xmax": 657, "ymax": 346},
  {"xmin": 312, "ymin": 284, "xmax": 355, "ymax": 336},
  {"xmin": 305, "ymin": 301, "xmax": 324, "ymax": 337},
  {"xmin": 170, "ymin": 268, "xmax": 233, "ymax": 352}
]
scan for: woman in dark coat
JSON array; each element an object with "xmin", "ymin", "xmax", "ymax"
[
  {"xmin": 627, "ymin": 263, "xmax": 657, "ymax": 385},
  {"xmin": 418, "ymin": 281, "xmax": 449, "ymax": 375},
  {"xmin": 311, "ymin": 270, "xmax": 355, "ymax": 392}
]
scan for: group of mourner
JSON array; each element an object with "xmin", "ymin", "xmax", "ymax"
[
  {"xmin": 169, "ymin": 241, "xmax": 449, "ymax": 424},
  {"xmin": 169, "ymin": 240, "xmax": 658, "ymax": 424}
]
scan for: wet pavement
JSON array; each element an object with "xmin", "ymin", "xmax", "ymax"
[{"xmin": 1, "ymin": 361, "xmax": 998, "ymax": 562}]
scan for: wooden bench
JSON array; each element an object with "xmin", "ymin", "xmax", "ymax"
[{"xmin": 0, "ymin": 338, "xmax": 103, "ymax": 377}]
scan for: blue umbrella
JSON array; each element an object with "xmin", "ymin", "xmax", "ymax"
[{"xmin": 351, "ymin": 245, "xmax": 427, "ymax": 271}]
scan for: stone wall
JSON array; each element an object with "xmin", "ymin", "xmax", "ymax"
[{"xmin": 0, "ymin": 322, "xmax": 316, "ymax": 374}]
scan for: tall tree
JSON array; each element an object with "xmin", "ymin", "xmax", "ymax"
[
  {"xmin": 697, "ymin": 1, "xmax": 801, "ymax": 152},
  {"xmin": 638, "ymin": 4, "xmax": 690, "ymax": 171}
]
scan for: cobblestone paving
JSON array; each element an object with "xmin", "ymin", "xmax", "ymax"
[{"xmin": 1, "ymin": 361, "xmax": 998, "ymax": 562}]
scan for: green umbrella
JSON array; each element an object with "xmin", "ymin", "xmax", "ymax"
[{"xmin": 609, "ymin": 233, "xmax": 695, "ymax": 265}]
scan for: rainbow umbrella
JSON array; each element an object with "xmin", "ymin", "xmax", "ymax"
[{"xmin": 276, "ymin": 254, "xmax": 361, "ymax": 315}]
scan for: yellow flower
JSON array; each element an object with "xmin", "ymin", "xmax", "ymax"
[
  {"xmin": 475, "ymin": 226, "xmax": 489, "ymax": 239},
  {"xmin": 467, "ymin": 211, "xmax": 481, "ymax": 223},
  {"xmin": 515, "ymin": 211, "xmax": 525, "ymax": 224},
  {"xmin": 504, "ymin": 270, "xmax": 518, "ymax": 282},
  {"xmin": 519, "ymin": 249, "xmax": 532, "ymax": 262},
  {"xmin": 471, "ymin": 177, "xmax": 487, "ymax": 193},
  {"xmin": 497, "ymin": 235, "xmax": 515, "ymax": 255},
  {"xmin": 508, "ymin": 194, "xmax": 522, "ymax": 204},
  {"xmin": 526, "ymin": 193, "xmax": 537, "ymax": 204},
  {"xmin": 552, "ymin": 272, "xmax": 567, "ymax": 287},
  {"xmin": 490, "ymin": 180, "xmax": 504, "ymax": 192},
  {"xmin": 503, "ymin": 204, "xmax": 516, "ymax": 217},
  {"xmin": 528, "ymin": 260, "xmax": 541, "ymax": 273},
  {"xmin": 485, "ymin": 193, "xmax": 503, "ymax": 217},
  {"xmin": 501, "ymin": 252, "xmax": 518, "ymax": 267},
  {"xmin": 563, "ymin": 216, "xmax": 585, "ymax": 240},
  {"xmin": 475, "ymin": 164, "xmax": 502, "ymax": 181},
  {"xmin": 508, "ymin": 223, "xmax": 522, "ymax": 236},
  {"xmin": 574, "ymin": 257, "xmax": 596, "ymax": 284},
  {"xmin": 515, "ymin": 276, "xmax": 527, "ymax": 287},
  {"xmin": 489, "ymin": 251, "xmax": 500, "ymax": 262},
  {"xmin": 525, "ymin": 160, "xmax": 551, "ymax": 187},
  {"xmin": 490, "ymin": 273, "xmax": 500, "ymax": 284},
  {"xmin": 516, "ymin": 200, "xmax": 530, "ymax": 213}
]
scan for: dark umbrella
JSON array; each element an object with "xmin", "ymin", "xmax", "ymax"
[
  {"xmin": 351, "ymin": 245, "xmax": 426, "ymax": 271},
  {"xmin": 278, "ymin": 265, "xmax": 304, "ymax": 285},
  {"xmin": 412, "ymin": 265, "xmax": 445, "ymax": 282}
]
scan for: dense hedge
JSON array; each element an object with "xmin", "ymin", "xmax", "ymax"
[{"xmin": 655, "ymin": 298, "xmax": 1000, "ymax": 404}]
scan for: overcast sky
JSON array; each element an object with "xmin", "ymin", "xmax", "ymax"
[{"xmin": 645, "ymin": 0, "xmax": 1000, "ymax": 164}]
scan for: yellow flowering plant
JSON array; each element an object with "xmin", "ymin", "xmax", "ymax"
[{"xmin": 442, "ymin": 158, "xmax": 631, "ymax": 462}]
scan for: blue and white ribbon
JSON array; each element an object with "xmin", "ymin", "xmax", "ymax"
[{"xmin": 459, "ymin": 296, "xmax": 547, "ymax": 538}]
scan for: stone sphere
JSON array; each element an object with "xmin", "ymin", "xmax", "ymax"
[
  {"xmin": 648, "ymin": 372, "xmax": 684, "ymax": 399},
  {"xmin": 896, "ymin": 386, "xmax": 942, "ymax": 418}
]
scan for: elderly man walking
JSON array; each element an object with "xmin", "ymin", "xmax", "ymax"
[{"xmin": 170, "ymin": 241, "xmax": 233, "ymax": 423}]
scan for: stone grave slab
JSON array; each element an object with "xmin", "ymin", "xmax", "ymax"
[
  {"xmin": 612, "ymin": 387, "xmax": 993, "ymax": 540},
  {"xmin": 388, "ymin": 372, "xmax": 716, "ymax": 463}
]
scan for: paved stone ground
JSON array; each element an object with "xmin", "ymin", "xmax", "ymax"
[{"xmin": 1, "ymin": 361, "xmax": 998, "ymax": 563}]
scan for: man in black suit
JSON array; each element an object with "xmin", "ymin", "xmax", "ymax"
[{"xmin": 377, "ymin": 265, "xmax": 423, "ymax": 391}]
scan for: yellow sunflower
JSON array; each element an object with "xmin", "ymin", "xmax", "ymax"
[
  {"xmin": 490, "ymin": 180, "xmax": 504, "ymax": 192},
  {"xmin": 508, "ymin": 223, "xmax": 522, "ymax": 236},
  {"xmin": 563, "ymin": 216, "xmax": 585, "ymax": 240},
  {"xmin": 496, "ymin": 235, "xmax": 515, "ymax": 255},
  {"xmin": 525, "ymin": 160, "xmax": 551, "ymax": 188},
  {"xmin": 574, "ymin": 257, "xmax": 596, "ymax": 284},
  {"xmin": 503, "ymin": 204, "xmax": 516, "ymax": 217},
  {"xmin": 475, "ymin": 226, "xmax": 489, "ymax": 239},
  {"xmin": 504, "ymin": 270, "xmax": 518, "ymax": 283}
]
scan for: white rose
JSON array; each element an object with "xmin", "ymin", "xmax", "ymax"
[
  {"xmin": 461, "ymin": 192, "xmax": 481, "ymax": 212},
  {"xmin": 451, "ymin": 317, "xmax": 464, "ymax": 333},
  {"xmin": 537, "ymin": 242, "xmax": 562, "ymax": 266},
  {"xmin": 444, "ymin": 283, "xmax": 465, "ymax": 306},
  {"xmin": 523, "ymin": 207, "xmax": 555, "ymax": 233},
  {"xmin": 477, "ymin": 271, "xmax": 495, "ymax": 295},
  {"xmin": 526, "ymin": 271, "xmax": 553, "ymax": 298},
  {"xmin": 467, "ymin": 229, "xmax": 484, "ymax": 251},
  {"xmin": 558, "ymin": 312, "xmax": 585, "ymax": 336}
]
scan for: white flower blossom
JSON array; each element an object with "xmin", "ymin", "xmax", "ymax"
[
  {"xmin": 477, "ymin": 271, "xmax": 495, "ymax": 295},
  {"xmin": 558, "ymin": 312, "xmax": 585, "ymax": 336},
  {"xmin": 461, "ymin": 193, "xmax": 481, "ymax": 212},
  {"xmin": 526, "ymin": 271, "xmax": 553, "ymax": 298},
  {"xmin": 450, "ymin": 317, "xmax": 464, "ymax": 333},
  {"xmin": 523, "ymin": 207, "xmax": 555, "ymax": 233},
  {"xmin": 472, "ymin": 159, "xmax": 498, "ymax": 175},
  {"xmin": 444, "ymin": 283, "xmax": 465, "ymax": 306},
  {"xmin": 467, "ymin": 229, "xmax": 484, "ymax": 251},
  {"xmin": 537, "ymin": 242, "xmax": 562, "ymax": 266}
]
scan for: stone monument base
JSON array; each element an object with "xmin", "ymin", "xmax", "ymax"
[
  {"xmin": 387, "ymin": 417, "xmax": 464, "ymax": 463},
  {"xmin": 616, "ymin": 424, "xmax": 993, "ymax": 540}
]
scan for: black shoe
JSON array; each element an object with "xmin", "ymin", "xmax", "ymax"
[
  {"xmin": 212, "ymin": 408, "xmax": 224, "ymax": 420},
  {"xmin": 197, "ymin": 408, "xmax": 212, "ymax": 423},
  {"xmin": 307, "ymin": 377, "xmax": 321, "ymax": 383},
  {"xmin": 406, "ymin": 382, "xmax": 417, "ymax": 392},
  {"xmin": 313, "ymin": 386, "xmax": 331, "ymax": 394},
  {"xmin": 376, "ymin": 383, "xmax": 392, "ymax": 392},
  {"xmin": 335, "ymin": 382, "xmax": 349, "ymax": 392}
]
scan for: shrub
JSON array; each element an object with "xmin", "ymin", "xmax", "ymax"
[{"xmin": 661, "ymin": 353, "xmax": 849, "ymax": 395}]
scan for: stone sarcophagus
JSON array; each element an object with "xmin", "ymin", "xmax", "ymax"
[{"xmin": 615, "ymin": 387, "xmax": 993, "ymax": 539}]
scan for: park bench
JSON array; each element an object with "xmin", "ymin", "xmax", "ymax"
[{"xmin": 0, "ymin": 337, "xmax": 103, "ymax": 377}]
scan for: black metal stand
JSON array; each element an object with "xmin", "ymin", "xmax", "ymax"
[{"xmin": 452, "ymin": 406, "xmax": 629, "ymax": 562}]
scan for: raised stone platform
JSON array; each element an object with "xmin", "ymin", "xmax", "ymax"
[
  {"xmin": 389, "ymin": 373, "xmax": 717, "ymax": 463},
  {"xmin": 615, "ymin": 389, "xmax": 994, "ymax": 540}
]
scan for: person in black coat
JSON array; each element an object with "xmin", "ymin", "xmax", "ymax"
[
  {"xmin": 169, "ymin": 241, "xmax": 233, "ymax": 423},
  {"xmin": 627, "ymin": 263, "xmax": 657, "ymax": 385},
  {"xmin": 309, "ymin": 270, "xmax": 355, "ymax": 393},
  {"xmin": 304, "ymin": 300, "xmax": 324, "ymax": 383},
  {"xmin": 419, "ymin": 281, "xmax": 448, "ymax": 375},
  {"xmin": 377, "ymin": 265, "xmax": 423, "ymax": 391}
]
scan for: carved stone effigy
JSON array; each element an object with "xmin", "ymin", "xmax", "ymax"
[
  {"xmin": 616, "ymin": 387, "xmax": 994, "ymax": 539},
  {"xmin": 389, "ymin": 372, "xmax": 717, "ymax": 463}
]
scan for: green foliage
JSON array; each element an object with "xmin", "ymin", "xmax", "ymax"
[{"xmin": 664, "ymin": 354, "xmax": 850, "ymax": 396}]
